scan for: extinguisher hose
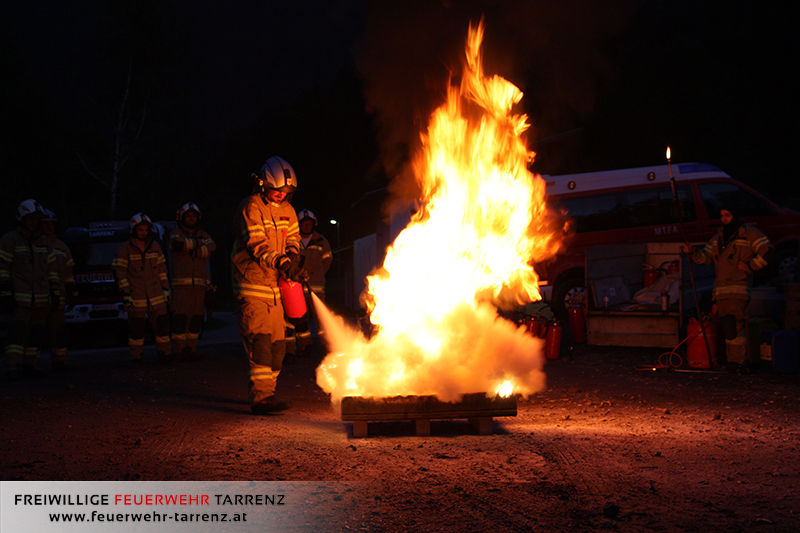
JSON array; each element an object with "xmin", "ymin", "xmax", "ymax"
[{"xmin": 635, "ymin": 319, "xmax": 715, "ymax": 371}]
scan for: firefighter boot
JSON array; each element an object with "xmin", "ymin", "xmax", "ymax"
[{"xmin": 251, "ymin": 395, "xmax": 291, "ymax": 415}]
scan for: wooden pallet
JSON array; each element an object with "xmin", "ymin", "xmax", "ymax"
[{"xmin": 340, "ymin": 393, "xmax": 517, "ymax": 437}]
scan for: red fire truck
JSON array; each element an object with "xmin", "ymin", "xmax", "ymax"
[{"xmin": 538, "ymin": 163, "xmax": 800, "ymax": 318}]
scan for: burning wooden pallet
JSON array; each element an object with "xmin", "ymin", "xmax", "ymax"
[{"xmin": 340, "ymin": 393, "xmax": 517, "ymax": 437}]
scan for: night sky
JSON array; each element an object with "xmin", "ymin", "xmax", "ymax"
[{"xmin": 2, "ymin": 0, "xmax": 798, "ymax": 234}]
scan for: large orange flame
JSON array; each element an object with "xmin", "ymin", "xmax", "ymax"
[{"xmin": 316, "ymin": 21, "xmax": 563, "ymax": 403}]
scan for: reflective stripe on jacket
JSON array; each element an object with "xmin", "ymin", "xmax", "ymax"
[
  {"xmin": 50, "ymin": 238, "xmax": 75, "ymax": 305},
  {"xmin": 690, "ymin": 223, "xmax": 773, "ymax": 299},
  {"xmin": 0, "ymin": 229, "xmax": 58, "ymax": 307},
  {"xmin": 169, "ymin": 227, "xmax": 215, "ymax": 288},
  {"xmin": 231, "ymin": 194, "xmax": 299, "ymax": 300}
]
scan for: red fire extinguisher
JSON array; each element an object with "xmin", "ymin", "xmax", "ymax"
[
  {"xmin": 278, "ymin": 277, "xmax": 307, "ymax": 319},
  {"xmin": 545, "ymin": 320, "xmax": 562, "ymax": 360},
  {"xmin": 668, "ymin": 260, "xmax": 680, "ymax": 274},
  {"xmin": 567, "ymin": 305, "xmax": 586, "ymax": 343},
  {"xmin": 524, "ymin": 316, "xmax": 548, "ymax": 339},
  {"xmin": 643, "ymin": 269, "xmax": 660, "ymax": 287}
]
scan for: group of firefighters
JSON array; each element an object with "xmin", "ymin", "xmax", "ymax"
[
  {"xmin": 1, "ymin": 156, "xmax": 332, "ymax": 415},
  {"xmin": 2, "ymin": 154, "xmax": 773, "ymax": 412}
]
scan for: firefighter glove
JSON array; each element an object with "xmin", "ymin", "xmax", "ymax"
[
  {"xmin": 287, "ymin": 252, "xmax": 309, "ymax": 281},
  {"xmin": 163, "ymin": 289, "xmax": 171, "ymax": 305},
  {"xmin": 275, "ymin": 254, "xmax": 307, "ymax": 282},
  {"xmin": 122, "ymin": 294, "xmax": 134, "ymax": 311},
  {"xmin": 49, "ymin": 289, "xmax": 60, "ymax": 312},
  {"xmin": 275, "ymin": 254, "xmax": 293, "ymax": 279},
  {"xmin": 65, "ymin": 283, "xmax": 78, "ymax": 306}
]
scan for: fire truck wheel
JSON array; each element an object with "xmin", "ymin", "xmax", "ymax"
[{"xmin": 553, "ymin": 275, "xmax": 585, "ymax": 320}]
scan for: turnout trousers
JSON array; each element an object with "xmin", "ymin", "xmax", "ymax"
[
  {"xmin": 171, "ymin": 287, "xmax": 206, "ymax": 355},
  {"xmin": 46, "ymin": 304, "xmax": 69, "ymax": 364},
  {"xmin": 127, "ymin": 300, "xmax": 170, "ymax": 361},
  {"xmin": 716, "ymin": 296, "xmax": 749, "ymax": 365},
  {"xmin": 4, "ymin": 306, "xmax": 48, "ymax": 371},
  {"xmin": 236, "ymin": 295, "xmax": 286, "ymax": 405}
]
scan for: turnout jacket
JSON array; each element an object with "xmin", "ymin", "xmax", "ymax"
[
  {"xmin": 300, "ymin": 231, "xmax": 332, "ymax": 294},
  {"xmin": 169, "ymin": 226, "xmax": 215, "ymax": 289},
  {"xmin": 0, "ymin": 228, "xmax": 59, "ymax": 307},
  {"xmin": 689, "ymin": 223, "xmax": 773, "ymax": 299},
  {"xmin": 112, "ymin": 238, "xmax": 170, "ymax": 309},
  {"xmin": 50, "ymin": 237, "xmax": 75, "ymax": 306},
  {"xmin": 231, "ymin": 194, "xmax": 300, "ymax": 302}
]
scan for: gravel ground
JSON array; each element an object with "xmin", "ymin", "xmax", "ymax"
[{"xmin": 2, "ymin": 320, "xmax": 799, "ymax": 532}]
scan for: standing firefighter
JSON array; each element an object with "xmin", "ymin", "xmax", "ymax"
[
  {"xmin": 113, "ymin": 213, "xmax": 172, "ymax": 367},
  {"xmin": 232, "ymin": 156, "xmax": 305, "ymax": 414},
  {"xmin": 169, "ymin": 202, "xmax": 215, "ymax": 361},
  {"xmin": 41, "ymin": 209, "xmax": 78, "ymax": 372},
  {"xmin": 0, "ymin": 200, "xmax": 60, "ymax": 381},
  {"xmin": 683, "ymin": 206, "xmax": 775, "ymax": 371},
  {"xmin": 295, "ymin": 208, "xmax": 332, "ymax": 354}
]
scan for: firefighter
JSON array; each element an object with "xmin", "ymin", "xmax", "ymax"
[
  {"xmin": 231, "ymin": 156, "xmax": 306, "ymax": 414},
  {"xmin": 1, "ymin": 200, "xmax": 60, "ymax": 381},
  {"xmin": 169, "ymin": 202, "xmax": 215, "ymax": 361},
  {"xmin": 41, "ymin": 209, "xmax": 78, "ymax": 372},
  {"xmin": 294, "ymin": 208, "xmax": 332, "ymax": 355},
  {"xmin": 683, "ymin": 206, "xmax": 775, "ymax": 371},
  {"xmin": 113, "ymin": 213, "xmax": 172, "ymax": 367}
]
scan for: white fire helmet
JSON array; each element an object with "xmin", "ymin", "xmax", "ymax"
[
  {"xmin": 297, "ymin": 209, "xmax": 317, "ymax": 226},
  {"xmin": 16, "ymin": 199, "xmax": 45, "ymax": 221},
  {"xmin": 129, "ymin": 212, "xmax": 153, "ymax": 231},
  {"xmin": 179, "ymin": 202, "xmax": 201, "ymax": 221},
  {"xmin": 255, "ymin": 156, "xmax": 297, "ymax": 194},
  {"xmin": 42, "ymin": 209, "xmax": 58, "ymax": 222}
]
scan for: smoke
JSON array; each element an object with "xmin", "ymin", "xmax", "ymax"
[
  {"xmin": 355, "ymin": 0, "xmax": 637, "ymax": 212},
  {"xmin": 314, "ymin": 293, "xmax": 546, "ymax": 404}
]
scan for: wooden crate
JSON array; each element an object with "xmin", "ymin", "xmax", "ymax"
[
  {"xmin": 340, "ymin": 393, "xmax": 517, "ymax": 438},
  {"xmin": 586, "ymin": 244, "xmax": 683, "ymax": 347},
  {"xmin": 587, "ymin": 310, "xmax": 681, "ymax": 348}
]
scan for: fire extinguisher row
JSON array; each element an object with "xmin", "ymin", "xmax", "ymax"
[
  {"xmin": 521, "ymin": 303, "xmax": 588, "ymax": 360},
  {"xmin": 523, "ymin": 316, "xmax": 565, "ymax": 360}
]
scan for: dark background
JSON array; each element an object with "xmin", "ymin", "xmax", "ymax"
[{"xmin": 2, "ymin": 0, "xmax": 798, "ymax": 309}]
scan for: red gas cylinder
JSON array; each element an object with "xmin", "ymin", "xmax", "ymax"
[
  {"xmin": 687, "ymin": 318, "xmax": 718, "ymax": 368},
  {"xmin": 278, "ymin": 277, "xmax": 307, "ymax": 319},
  {"xmin": 568, "ymin": 305, "xmax": 586, "ymax": 343},
  {"xmin": 545, "ymin": 321, "xmax": 562, "ymax": 360}
]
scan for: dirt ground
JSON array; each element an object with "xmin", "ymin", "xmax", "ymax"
[{"xmin": 2, "ymin": 319, "xmax": 799, "ymax": 532}]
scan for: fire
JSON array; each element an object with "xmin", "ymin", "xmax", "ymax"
[{"xmin": 316, "ymin": 21, "xmax": 564, "ymax": 403}]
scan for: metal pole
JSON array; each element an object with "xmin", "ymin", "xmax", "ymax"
[{"xmin": 667, "ymin": 147, "xmax": 714, "ymax": 368}]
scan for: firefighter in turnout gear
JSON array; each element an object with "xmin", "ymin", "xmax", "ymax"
[
  {"xmin": 41, "ymin": 209, "xmax": 78, "ymax": 372},
  {"xmin": 231, "ymin": 156, "xmax": 305, "ymax": 414},
  {"xmin": 113, "ymin": 213, "xmax": 172, "ymax": 367},
  {"xmin": 1, "ymin": 200, "xmax": 60, "ymax": 381},
  {"xmin": 294, "ymin": 208, "xmax": 332, "ymax": 354},
  {"xmin": 683, "ymin": 206, "xmax": 775, "ymax": 370},
  {"xmin": 169, "ymin": 203, "xmax": 215, "ymax": 361}
]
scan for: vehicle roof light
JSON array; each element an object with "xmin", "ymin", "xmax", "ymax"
[{"xmin": 678, "ymin": 163, "xmax": 721, "ymax": 174}]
